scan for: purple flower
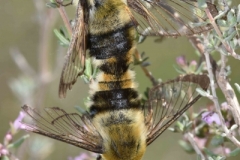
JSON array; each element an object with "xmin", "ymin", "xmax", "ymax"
[
  {"xmin": 202, "ymin": 111, "xmax": 221, "ymax": 126},
  {"xmin": 4, "ymin": 133, "xmax": 12, "ymax": 143},
  {"xmin": 221, "ymin": 102, "xmax": 229, "ymax": 110},
  {"xmin": 189, "ymin": 60, "xmax": 197, "ymax": 71},
  {"xmin": 189, "ymin": 60, "xmax": 197, "ymax": 67},
  {"xmin": 176, "ymin": 56, "xmax": 186, "ymax": 66},
  {"xmin": 0, "ymin": 144, "xmax": 9, "ymax": 156},
  {"xmin": 214, "ymin": 147, "xmax": 231, "ymax": 155},
  {"xmin": 13, "ymin": 111, "xmax": 25, "ymax": 130}
]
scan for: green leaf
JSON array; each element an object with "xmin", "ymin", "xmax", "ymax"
[
  {"xmin": 84, "ymin": 58, "xmax": 92, "ymax": 78},
  {"xmin": 196, "ymin": 88, "xmax": 210, "ymax": 97},
  {"xmin": 227, "ymin": 10, "xmax": 237, "ymax": 27},
  {"xmin": 81, "ymin": 75, "xmax": 90, "ymax": 83},
  {"xmin": 137, "ymin": 27, "xmax": 151, "ymax": 44},
  {"xmin": 138, "ymin": 35, "xmax": 147, "ymax": 44},
  {"xmin": 60, "ymin": 27, "xmax": 70, "ymax": 39},
  {"xmin": 229, "ymin": 40, "xmax": 235, "ymax": 49},
  {"xmin": 225, "ymin": 30, "xmax": 237, "ymax": 41},
  {"xmin": 204, "ymin": 148, "xmax": 217, "ymax": 157},
  {"xmin": 168, "ymin": 127, "xmax": 176, "ymax": 132},
  {"xmin": 234, "ymin": 83, "xmax": 240, "ymax": 93},
  {"xmin": 198, "ymin": 0, "xmax": 207, "ymax": 9},
  {"xmin": 190, "ymin": 22, "xmax": 209, "ymax": 28},
  {"xmin": 92, "ymin": 65, "xmax": 99, "ymax": 79},
  {"xmin": 179, "ymin": 140, "xmax": 194, "ymax": 153},
  {"xmin": 210, "ymin": 135, "xmax": 224, "ymax": 146},
  {"xmin": 195, "ymin": 62, "xmax": 204, "ymax": 74},
  {"xmin": 214, "ymin": 10, "xmax": 227, "ymax": 20},
  {"xmin": 221, "ymin": 133, "xmax": 227, "ymax": 137},
  {"xmin": 237, "ymin": 5, "xmax": 240, "ymax": 22},
  {"xmin": 53, "ymin": 29, "xmax": 70, "ymax": 46},
  {"xmin": 207, "ymin": 157, "xmax": 214, "ymax": 160},
  {"xmin": 186, "ymin": 121, "xmax": 193, "ymax": 128},
  {"xmin": 1, "ymin": 156, "xmax": 10, "ymax": 160},
  {"xmin": 197, "ymin": 155, "xmax": 201, "ymax": 160},
  {"xmin": 208, "ymin": 156, "xmax": 226, "ymax": 160},
  {"xmin": 230, "ymin": 124, "xmax": 238, "ymax": 131},
  {"xmin": 176, "ymin": 121, "xmax": 184, "ymax": 131},
  {"xmin": 142, "ymin": 57, "xmax": 149, "ymax": 63},
  {"xmin": 173, "ymin": 65, "xmax": 186, "ymax": 74},
  {"xmin": 227, "ymin": 27, "xmax": 235, "ymax": 35},
  {"xmin": 217, "ymin": 19, "xmax": 228, "ymax": 27},
  {"xmin": 229, "ymin": 148, "xmax": 240, "ymax": 157},
  {"xmin": 141, "ymin": 52, "xmax": 145, "ymax": 57},
  {"xmin": 141, "ymin": 61, "xmax": 150, "ymax": 67},
  {"xmin": 46, "ymin": 2, "xmax": 59, "ymax": 8},
  {"xmin": 74, "ymin": 105, "xmax": 86, "ymax": 114},
  {"xmin": 7, "ymin": 134, "xmax": 29, "ymax": 149}
]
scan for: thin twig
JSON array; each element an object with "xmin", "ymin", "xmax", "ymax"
[
  {"xmin": 205, "ymin": 8, "xmax": 240, "ymax": 60},
  {"xmin": 216, "ymin": 54, "xmax": 240, "ymax": 130},
  {"xmin": 204, "ymin": 50, "xmax": 240, "ymax": 147},
  {"xmin": 57, "ymin": 6, "xmax": 72, "ymax": 35},
  {"xmin": 9, "ymin": 49, "xmax": 36, "ymax": 78},
  {"xmin": 134, "ymin": 50, "xmax": 158, "ymax": 86},
  {"xmin": 186, "ymin": 132, "xmax": 206, "ymax": 160}
]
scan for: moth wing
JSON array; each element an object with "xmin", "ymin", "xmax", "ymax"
[
  {"xmin": 127, "ymin": 0, "xmax": 218, "ymax": 36},
  {"xmin": 145, "ymin": 74, "xmax": 209, "ymax": 145},
  {"xmin": 59, "ymin": 1, "xmax": 89, "ymax": 98},
  {"xmin": 21, "ymin": 105, "xmax": 104, "ymax": 153}
]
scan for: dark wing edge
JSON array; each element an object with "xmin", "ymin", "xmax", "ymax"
[
  {"xmin": 127, "ymin": 0, "xmax": 218, "ymax": 36},
  {"xmin": 21, "ymin": 105, "xmax": 104, "ymax": 153},
  {"xmin": 145, "ymin": 74, "xmax": 210, "ymax": 145},
  {"xmin": 59, "ymin": 0, "xmax": 89, "ymax": 98}
]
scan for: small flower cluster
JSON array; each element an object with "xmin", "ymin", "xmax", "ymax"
[{"xmin": 0, "ymin": 112, "xmax": 27, "ymax": 160}]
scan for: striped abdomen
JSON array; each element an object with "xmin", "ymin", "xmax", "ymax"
[
  {"xmin": 88, "ymin": 0, "xmax": 141, "ymax": 117},
  {"xmin": 87, "ymin": 0, "xmax": 147, "ymax": 159}
]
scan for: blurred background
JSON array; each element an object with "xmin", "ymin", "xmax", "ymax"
[{"xmin": 0, "ymin": 0, "xmax": 239, "ymax": 159}]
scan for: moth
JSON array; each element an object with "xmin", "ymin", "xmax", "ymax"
[
  {"xmin": 22, "ymin": 74, "xmax": 210, "ymax": 160},
  {"xmin": 22, "ymin": 0, "xmax": 214, "ymax": 159}
]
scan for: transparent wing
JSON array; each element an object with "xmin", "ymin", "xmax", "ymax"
[
  {"xmin": 59, "ymin": 0, "xmax": 89, "ymax": 98},
  {"xmin": 21, "ymin": 105, "xmax": 104, "ymax": 153},
  {"xmin": 145, "ymin": 74, "xmax": 209, "ymax": 145},
  {"xmin": 127, "ymin": 0, "xmax": 218, "ymax": 36}
]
